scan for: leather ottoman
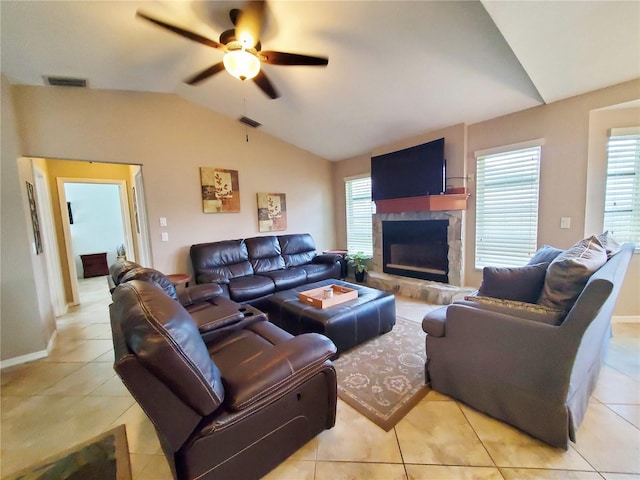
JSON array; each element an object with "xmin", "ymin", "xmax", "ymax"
[{"xmin": 258, "ymin": 279, "xmax": 396, "ymax": 354}]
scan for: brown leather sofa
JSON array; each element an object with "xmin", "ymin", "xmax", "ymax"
[
  {"xmin": 110, "ymin": 279, "xmax": 338, "ymax": 480},
  {"xmin": 190, "ymin": 233, "xmax": 342, "ymax": 304}
]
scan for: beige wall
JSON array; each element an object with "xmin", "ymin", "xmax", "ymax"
[
  {"xmin": 1, "ymin": 76, "xmax": 56, "ymax": 362},
  {"xmin": 12, "ymin": 86, "xmax": 336, "ymax": 278},
  {"xmin": 467, "ymin": 79, "xmax": 640, "ymax": 315},
  {"xmin": 333, "ymin": 80, "xmax": 640, "ymax": 315},
  {"xmin": 584, "ymin": 106, "xmax": 640, "ymax": 316}
]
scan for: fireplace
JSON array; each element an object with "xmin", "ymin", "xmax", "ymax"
[{"xmin": 382, "ymin": 220, "xmax": 449, "ymax": 283}]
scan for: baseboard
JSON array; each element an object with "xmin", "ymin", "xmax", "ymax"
[
  {"xmin": 612, "ymin": 315, "xmax": 640, "ymax": 324},
  {"xmin": 0, "ymin": 330, "xmax": 57, "ymax": 369}
]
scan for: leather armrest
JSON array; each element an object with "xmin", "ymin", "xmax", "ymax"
[
  {"xmin": 197, "ymin": 272, "xmax": 230, "ymax": 285},
  {"xmin": 178, "ymin": 284, "xmax": 224, "ymax": 307},
  {"xmin": 312, "ymin": 253, "xmax": 342, "ymax": 265},
  {"xmin": 223, "ymin": 333, "xmax": 337, "ymax": 411}
]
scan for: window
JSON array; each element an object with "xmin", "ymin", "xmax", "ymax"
[
  {"xmin": 475, "ymin": 144, "xmax": 542, "ymax": 268},
  {"xmin": 345, "ymin": 176, "xmax": 373, "ymax": 256},
  {"xmin": 604, "ymin": 127, "xmax": 640, "ymax": 245}
]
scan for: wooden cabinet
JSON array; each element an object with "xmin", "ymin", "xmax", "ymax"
[{"xmin": 80, "ymin": 252, "xmax": 109, "ymax": 278}]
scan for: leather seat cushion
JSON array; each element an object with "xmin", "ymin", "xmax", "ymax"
[
  {"xmin": 299, "ymin": 263, "xmax": 336, "ymax": 282},
  {"xmin": 228, "ymin": 275, "xmax": 275, "ymax": 302},
  {"xmin": 258, "ymin": 267, "xmax": 307, "ymax": 291}
]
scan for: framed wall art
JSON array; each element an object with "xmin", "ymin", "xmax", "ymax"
[
  {"xmin": 257, "ymin": 192, "xmax": 287, "ymax": 232},
  {"xmin": 26, "ymin": 181, "xmax": 43, "ymax": 254},
  {"xmin": 200, "ymin": 167, "xmax": 240, "ymax": 213}
]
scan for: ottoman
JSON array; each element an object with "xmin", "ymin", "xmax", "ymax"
[{"xmin": 260, "ymin": 279, "xmax": 396, "ymax": 354}]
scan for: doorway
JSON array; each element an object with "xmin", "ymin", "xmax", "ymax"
[{"xmin": 57, "ymin": 178, "xmax": 136, "ymax": 305}]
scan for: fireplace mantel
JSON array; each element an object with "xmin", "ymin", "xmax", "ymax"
[{"xmin": 374, "ymin": 193, "xmax": 469, "ymax": 214}]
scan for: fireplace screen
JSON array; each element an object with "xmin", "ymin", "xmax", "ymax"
[{"xmin": 382, "ymin": 220, "xmax": 449, "ymax": 283}]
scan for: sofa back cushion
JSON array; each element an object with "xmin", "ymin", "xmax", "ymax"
[
  {"xmin": 109, "ymin": 260, "xmax": 142, "ymax": 285},
  {"xmin": 246, "ymin": 236, "xmax": 285, "ymax": 273},
  {"xmin": 120, "ymin": 266, "xmax": 178, "ymax": 300},
  {"xmin": 112, "ymin": 280, "xmax": 225, "ymax": 416},
  {"xmin": 278, "ymin": 234, "xmax": 317, "ymax": 267},
  {"xmin": 191, "ymin": 239, "xmax": 254, "ymax": 281},
  {"xmin": 538, "ymin": 235, "xmax": 608, "ymax": 312}
]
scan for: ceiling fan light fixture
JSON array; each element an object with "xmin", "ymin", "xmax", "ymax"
[{"xmin": 223, "ymin": 47, "xmax": 261, "ymax": 81}]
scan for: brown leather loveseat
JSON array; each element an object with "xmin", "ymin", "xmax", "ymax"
[{"xmin": 110, "ymin": 279, "xmax": 338, "ymax": 479}]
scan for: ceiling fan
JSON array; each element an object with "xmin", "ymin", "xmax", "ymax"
[{"xmin": 137, "ymin": 1, "xmax": 328, "ymax": 99}]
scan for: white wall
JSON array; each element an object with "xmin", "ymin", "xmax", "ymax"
[{"xmin": 65, "ymin": 183, "xmax": 125, "ymax": 277}]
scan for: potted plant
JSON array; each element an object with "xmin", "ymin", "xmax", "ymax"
[
  {"xmin": 116, "ymin": 244, "xmax": 126, "ymax": 262},
  {"xmin": 346, "ymin": 251, "xmax": 372, "ymax": 283}
]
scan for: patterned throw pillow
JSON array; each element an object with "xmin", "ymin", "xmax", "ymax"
[
  {"xmin": 463, "ymin": 295, "xmax": 566, "ymax": 325},
  {"xmin": 538, "ymin": 235, "xmax": 608, "ymax": 312},
  {"xmin": 478, "ymin": 262, "xmax": 549, "ymax": 303},
  {"xmin": 596, "ymin": 231, "xmax": 621, "ymax": 258}
]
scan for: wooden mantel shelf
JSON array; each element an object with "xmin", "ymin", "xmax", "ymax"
[{"xmin": 375, "ymin": 190, "xmax": 470, "ymax": 214}]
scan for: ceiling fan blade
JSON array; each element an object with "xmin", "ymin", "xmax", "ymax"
[
  {"xmin": 136, "ymin": 11, "xmax": 222, "ymax": 50},
  {"xmin": 260, "ymin": 51, "xmax": 328, "ymax": 66},
  {"xmin": 184, "ymin": 62, "xmax": 226, "ymax": 85},
  {"xmin": 252, "ymin": 70, "xmax": 280, "ymax": 99},
  {"xmin": 235, "ymin": 1, "xmax": 266, "ymax": 48}
]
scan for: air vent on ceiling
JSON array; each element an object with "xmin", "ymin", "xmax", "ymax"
[
  {"xmin": 44, "ymin": 76, "xmax": 88, "ymax": 88},
  {"xmin": 239, "ymin": 116, "xmax": 262, "ymax": 128}
]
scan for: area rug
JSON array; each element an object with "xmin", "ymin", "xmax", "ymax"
[
  {"xmin": 333, "ymin": 316, "xmax": 429, "ymax": 430},
  {"xmin": 3, "ymin": 425, "xmax": 131, "ymax": 480}
]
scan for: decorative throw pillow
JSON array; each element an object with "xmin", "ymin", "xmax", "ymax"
[
  {"xmin": 478, "ymin": 262, "xmax": 549, "ymax": 303},
  {"xmin": 463, "ymin": 295, "xmax": 566, "ymax": 325},
  {"xmin": 527, "ymin": 245, "xmax": 564, "ymax": 266},
  {"xmin": 538, "ymin": 235, "xmax": 608, "ymax": 312},
  {"xmin": 596, "ymin": 231, "xmax": 621, "ymax": 258}
]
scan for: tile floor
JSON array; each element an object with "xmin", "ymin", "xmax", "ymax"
[{"xmin": 1, "ymin": 276, "xmax": 639, "ymax": 479}]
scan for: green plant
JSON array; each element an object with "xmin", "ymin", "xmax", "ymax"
[
  {"xmin": 346, "ymin": 251, "xmax": 371, "ymax": 273},
  {"xmin": 116, "ymin": 244, "xmax": 126, "ymax": 257}
]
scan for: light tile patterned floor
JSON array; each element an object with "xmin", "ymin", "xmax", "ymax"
[{"xmin": 1, "ymin": 277, "xmax": 639, "ymax": 479}]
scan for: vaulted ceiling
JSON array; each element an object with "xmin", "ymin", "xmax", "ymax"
[{"xmin": 1, "ymin": 1, "xmax": 639, "ymax": 161}]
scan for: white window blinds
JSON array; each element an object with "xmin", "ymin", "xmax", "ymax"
[
  {"xmin": 345, "ymin": 176, "xmax": 373, "ymax": 256},
  {"xmin": 475, "ymin": 145, "xmax": 541, "ymax": 268},
  {"xmin": 604, "ymin": 129, "xmax": 640, "ymax": 246}
]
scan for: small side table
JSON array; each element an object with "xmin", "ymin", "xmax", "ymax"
[
  {"xmin": 324, "ymin": 250, "xmax": 348, "ymax": 279},
  {"xmin": 167, "ymin": 273, "xmax": 192, "ymax": 288}
]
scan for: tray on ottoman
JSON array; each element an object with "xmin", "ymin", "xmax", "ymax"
[{"xmin": 298, "ymin": 284, "xmax": 358, "ymax": 309}]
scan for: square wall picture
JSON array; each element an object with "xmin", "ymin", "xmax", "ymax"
[
  {"xmin": 257, "ymin": 192, "xmax": 287, "ymax": 232},
  {"xmin": 200, "ymin": 167, "xmax": 240, "ymax": 213}
]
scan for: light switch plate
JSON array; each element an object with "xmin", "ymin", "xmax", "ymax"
[
  {"xmin": 161, "ymin": 232, "xmax": 169, "ymax": 241},
  {"xmin": 560, "ymin": 217, "xmax": 571, "ymax": 229},
  {"xmin": 160, "ymin": 217, "xmax": 167, "ymax": 227}
]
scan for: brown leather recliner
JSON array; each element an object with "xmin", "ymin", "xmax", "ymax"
[{"xmin": 110, "ymin": 279, "xmax": 337, "ymax": 480}]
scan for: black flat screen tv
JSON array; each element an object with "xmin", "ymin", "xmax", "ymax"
[{"xmin": 371, "ymin": 137, "xmax": 445, "ymax": 201}]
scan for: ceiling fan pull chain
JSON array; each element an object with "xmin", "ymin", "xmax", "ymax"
[{"xmin": 244, "ymin": 96, "xmax": 249, "ymax": 143}]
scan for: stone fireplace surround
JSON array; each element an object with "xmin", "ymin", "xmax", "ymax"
[{"xmin": 366, "ymin": 210, "xmax": 474, "ymax": 304}]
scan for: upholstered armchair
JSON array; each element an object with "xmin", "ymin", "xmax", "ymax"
[{"xmin": 422, "ymin": 239, "xmax": 634, "ymax": 448}]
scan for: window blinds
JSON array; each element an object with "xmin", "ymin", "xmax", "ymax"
[
  {"xmin": 345, "ymin": 176, "xmax": 373, "ymax": 256},
  {"xmin": 475, "ymin": 146, "xmax": 541, "ymax": 268},
  {"xmin": 604, "ymin": 130, "xmax": 640, "ymax": 246}
]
